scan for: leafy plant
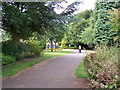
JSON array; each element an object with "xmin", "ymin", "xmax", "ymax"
[
  {"xmin": 2, "ymin": 40, "xmax": 20, "ymax": 59},
  {"xmin": 93, "ymin": 1, "xmax": 119, "ymax": 45},
  {"xmin": 1, "ymin": 53, "xmax": 16, "ymax": 65},
  {"xmin": 107, "ymin": 8, "xmax": 120, "ymax": 42},
  {"xmin": 84, "ymin": 45, "xmax": 119, "ymax": 89},
  {"xmin": 81, "ymin": 27, "xmax": 94, "ymax": 44},
  {"xmin": 65, "ymin": 10, "xmax": 93, "ymax": 47},
  {"xmin": 27, "ymin": 37, "xmax": 45, "ymax": 56}
]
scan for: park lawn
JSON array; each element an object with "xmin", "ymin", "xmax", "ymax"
[
  {"xmin": 75, "ymin": 60, "xmax": 90, "ymax": 78},
  {"xmin": 2, "ymin": 51, "xmax": 72, "ymax": 79}
]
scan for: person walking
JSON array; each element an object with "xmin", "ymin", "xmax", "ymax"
[{"xmin": 79, "ymin": 45, "xmax": 81, "ymax": 53}]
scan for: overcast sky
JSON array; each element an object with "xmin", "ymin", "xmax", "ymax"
[{"xmin": 54, "ymin": 0, "xmax": 97, "ymax": 14}]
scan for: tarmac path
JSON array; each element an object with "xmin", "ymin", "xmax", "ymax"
[{"xmin": 2, "ymin": 50, "xmax": 89, "ymax": 88}]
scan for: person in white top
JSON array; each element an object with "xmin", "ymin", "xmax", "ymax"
[{"xmin": 79, "ymin": 45, "xmax": 81, "ymax": 53}]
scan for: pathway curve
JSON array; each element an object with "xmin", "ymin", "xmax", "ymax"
[{"xmin": 2, "ymin": 50, "xmax": 89, "ymax": 88}]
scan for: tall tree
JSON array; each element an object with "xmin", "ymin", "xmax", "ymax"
[
  {"xmin": 108, "ymin": 8, "xmax": 120, "ymax": 42},
  {"xmin": 2, "ymin": 2, "xmax": 55, "ymax": 46},
  {"xmin": 65, "ymin": 10, "xmax": 93, "ymax": 47},
  {"xmin": 93, "ymin": 1, "xmax": 120, "ymax": 45}
]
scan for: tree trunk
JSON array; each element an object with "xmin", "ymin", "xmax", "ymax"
[
  {"xmin": 54, "ymin": 41, "xmax": 56, "ymax": 52},
  {"xmin": 12, "ymin": 34, "xmax": 20, "ymax": 51},
  {"xmin": 11, "ymin": 34, "xmax": 21, "ymax": 60},
  {"xmin": 45, "ymin": 38, "xmax": 48, "ymax": 52},
  {"xmin": 50, "ymin": 40, "xmax": 53, "ymax": 52}
]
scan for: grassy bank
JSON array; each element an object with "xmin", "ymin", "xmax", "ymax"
[
  {"xmin": 74, "ymin": 60, "xmax": 90, "ymax": 78},
  {"xmin": 2, "ymin": 51, "xmax": 72, "ymax": 78},
  {"xmin": 74, "ymin": 50, "xmax": 94, "ymax": 79}
]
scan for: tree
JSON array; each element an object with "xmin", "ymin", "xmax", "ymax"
[
  {"xmin": 75, "ymin": 10, "xmax": 93, "ymax": 20},
  {"xmin": 2, "ymin": 1, "xmax": 82, "ymax": 54},
  {"xmin": 2, "ymin": 2, "xmax": 60, "ymax": 56},
  {"xmin": 81, "ymin": 27, "xmax": 94, "ymax": 44},
  {"xmin": 44, "ymin": 1, "xmax": 82, "ymax": 51},
  {"xmin": 2, "ymin": 2, "xmax": 57, "ymax": 50},
  {"xmin": 108, "ymin": 8, "xmax": 120, "ymax": 42},
  {"xmin": 65, "ymin": 10, "xmax": 93, "ymax": 47},
  {"xmin": 93, "ymin": 1, "xmax": 120, "ymax": 45}
]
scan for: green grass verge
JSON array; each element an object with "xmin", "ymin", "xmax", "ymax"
[
  {"xmin": 2, "ymin": 51, "xmax": 72, "ymax": 79},
  {"xmin": 74, "ymin": 60, "xmax": 90, "ymax": 78}
]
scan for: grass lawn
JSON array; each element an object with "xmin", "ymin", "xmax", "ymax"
[
  {"xmin": 2, "ymin": 51, "xmax": 72, "ymax": 79},
  {"xmin": 74, "ymin": 60, "xmax": 90, "ymax": 78}
]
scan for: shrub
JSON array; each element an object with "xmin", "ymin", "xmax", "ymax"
[
  {"xmin": 2, "ymin": 38, "xmax": 45, "ymax": 61},
  {"xmin": 1, "ymin": 53, "xmax": 16, "ymax": 65},
  {"xmin": 26, "ymin": 39, "xmax": 44, "ymax": 56},
  {"xmin": 2, "ymin": 40, "xmax": 20, "ymax": 59},
  {"xmin": 18, "ymin": 52, "xmax": 35, "ymax": 60},
  {"xmin": 84, "ymin": 45, "xmax": 119, "ymax": 89},
  {"xmin": 67, "ymin": 47, "xmax": 77, "ymax": 49}
]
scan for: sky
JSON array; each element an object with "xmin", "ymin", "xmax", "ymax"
[{"xmin": 54, "ymin": 0, "xmax": 97, "ymax": 14}]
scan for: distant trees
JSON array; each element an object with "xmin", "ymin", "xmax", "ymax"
[
  {"xmin": 63, "ymin": 1, "xmax": 120, "ymax": 48},
  {"xmin": 81, "ymin": 27, "xmax": 94, "ymax": 45},
  {"xmin": 2, "ymin": 1, "xmax": 81, "ymax": 61},
  {"xmin": 2, "ymin": 1, "xmax": 81, "ymax": 42},
  {"xmin": 64, "ymin": 10, "xmax": 93, "ymax": 48}
]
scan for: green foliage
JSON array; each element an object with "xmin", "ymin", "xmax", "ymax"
[
  {"xmin": 2, "ymin": 40, "xmax": 20, "ymax": 58},
  {"xmin": 2, "ymin": 1, "xmax": 81, "ymax": 54},
  {"xmin": 26, "ymin": 38, "xmax": 45, "ymax": 56},
  {"xmin": 17, "ymin": 35, "xmax": 45, "ymax": 60},
  {"xmin": 61, "ymin": 34, "xmax": 68, "ymax": 49},
  {"xmin": 84, "ymin": 46, "xmax": 119, "ymax": 89},
  {"xmin": 67, "ymin": 47, "xmax": 77, "ymax": 49},
  {"xmin": 1, "ymin": 53, "xmax": 16, "ymax": 65},
  {"xmin": 75, "ymin": 10, "xmax": 93, "ymax": 20},
  {"xmin": 1, "ymin": 30, "xmax": 12, "ymax": 41},
  {"xmin": 66, "ymin": 10, "xmax": 93, "ymax": 47},
  {"xmin": 19, "ymin": 52, "xmax": 35, "ymax": 59},
  {"xmin": 2, "ymin": 34, "xmax": 45, "ymax": 61},
  {"xmin": 81, "ymin": 27, "xmax": 94, "ymax": 44},
  {"xmin": 2, "ymin": 2, "xmax": 32, "ymax": 40},
  {"xmin": 93, "ymin": 1, "xmax": 119, "ymax": 45},
  {"xmin": 2, "ymin": 2, "xmax": 61, "ymax": 40},
  {"xmin": 107, "ymin": 8, "xmax": 120, "ymax": 42}
]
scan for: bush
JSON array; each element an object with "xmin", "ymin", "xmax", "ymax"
[
  {"xmin": 2, "ymin": 40, "xmax": 33, "ymax": 60},
  {"xmin": 2, "ymin": 38, "xmax": 45, "ymax": 61},
  {"xmin": 18, "ymin": 52, "xmax": 35, "ymax": 60},
  {"xmin": 2, "ymin": 40, "xmax": 20, "ymax": 59},
  {"xmin": 1, "ymin": 53, "xmax": 16, "ymax": 65},
  {"xmin": 67, "ymin": 47, "xmax": 77, "ymax": 49},
  {"xmin": 84, "ymin": 45, "xmax": 119, "ymax": 89},
  {"xmin": 26, "ymin": 39, "xmax": 44, "ymax": 56}
]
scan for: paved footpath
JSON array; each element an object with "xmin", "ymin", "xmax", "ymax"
[{"xmin": 2, "ymin": 50, "xmax": 89, "ymax": 88}]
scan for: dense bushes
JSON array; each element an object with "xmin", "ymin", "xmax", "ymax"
[
  {"xmin": 2, "ymin": 37, "xmax": 45, "ymax": 64},
  {"xmin": 2, "ymin": 41, "xmax": 20, "ymax": 58},
  {"xmin": 83, "ymin": 46, "xmax": 119, "ymax": 89},
  {"xmin": 26, "ymin": 39, "xmax": 44, "ymax": 56},
  {"xmin": 1, "ymin": 53, "xmax": 16, "ymax": 65}
]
